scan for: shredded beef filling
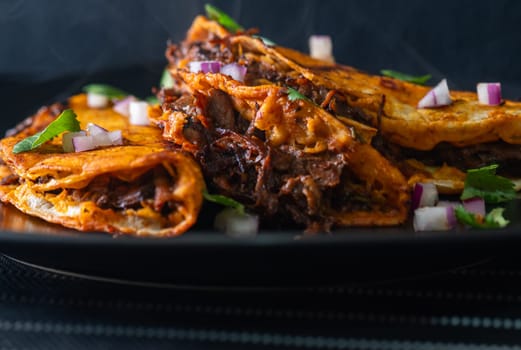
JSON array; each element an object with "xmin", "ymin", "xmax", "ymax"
[
  {"xmin": 374, "ymin": 139, "xmax": 521, "ymax": 177},
  {"xmin": 167, "ymin": 39, "xmax": 521, "ymax": 176},
  {"xmin": 69, "ymin": 167, "xmax": 177, "ymax": 214},
  {"xmin": 165, "ymin": 88, "xmax": 384, "ymax": 231}
]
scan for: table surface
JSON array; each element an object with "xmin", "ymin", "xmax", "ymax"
[{"xmin": 1, "ymin": 252, "xmax": 521, "ymax": 349}]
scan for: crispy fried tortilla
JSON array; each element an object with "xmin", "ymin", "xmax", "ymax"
[
  {"xmin": 0, "ymin": 95, "xmax": 204, "ymax": 237},
  {"xmin": 152, "ymin": 70, "xmax": 410, "ymax": 231},
  {"xmin": 166, "ymin": 16, "xmax": 521, "ymax": 193}
]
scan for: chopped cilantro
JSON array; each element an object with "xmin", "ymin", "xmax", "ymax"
[
  {"xmin": 380, "ymin": 69, "xmax": 431, "ymax": 85},
  {"xmin": 460, "ymin": 164, "xmax": 516, "ymax": 203},
  {"xmin": 160, "ymin": 68, "xmax": 175, "ymax": 89},
  {"xmin": 203, "ymin": 190, "xmax": 245, "ymax": 215},
  {"xmin": 287, "ymin": 87, "xmax": 312, "ymax": 102},
  {"xmin": 13, "ymin": 109, "xmax": 81, "ymax": 154},
  {"xmin": 82, "ymin": 84, "xmax": 128, "ymax": 99},
  {"xmin": 455, "ymin": 206, "xmax": 509, "ymax": 229},
  {"xmin": 205, "ymin": 4, "xmax": 243, "ymax": 33}
]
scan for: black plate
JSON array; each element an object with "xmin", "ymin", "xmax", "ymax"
[{"xmin": 1, "ymin": 67, "xmax": 520, "ymax": 288}]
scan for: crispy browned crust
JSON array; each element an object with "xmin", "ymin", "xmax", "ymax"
[{"xmin": 230, "ymin": 35, "xmax": 521, "ymax": 151}]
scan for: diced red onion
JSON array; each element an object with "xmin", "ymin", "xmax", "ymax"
[
  {"xmin": 64, "ymin": 124, "xmax": 123, "ymax": 153},
  {"xmin": 446, "ymin": 205, "xmax": 457, "ymax": 228},
  {"xmin": 413, "ymin": 206, "xmax": 456, "ymax": 232},
  {"xmin": 87, "ymin": 93, "xmax": 109, "ymax": 109},
  {"xmin": 72, "ymin": 135, "xmax": 95, "ymax": 152},
  {"xmin": 220, "ymin": 63, "xmax": 247, "ymax": 82},
  {"xmin": 477, "ymin": 82, "xmax": 502, "ymax": 106},
  {"xmin": 412, "ymin": 182, "xmax": 439, "ymax": 210},
  {"xmin": 309, "ymin": 35, "xmax": 334, "ymax": 63},
  {"xmin": 86, "ymin": 123, "xmax": 108, "ymax": 136},
  {"xmin": 71, "ymin": 131, "xmax": 123, "ymax": 152},
  {"xmin": 417, "ymin": 79, "xmax": 452, "ymax": 108},
  {"xmin": 462, "ymin": 197, "xmax": 486, "ymax": 217},
  {"xmin": 107, "ymin": 130, "xmax": 123, "ymax": 145},
  {"xmin": 189, "ymin": 61, "xmax": 222, "ymax": 74},
  {"xmin": 62, "ymin": 131, "xmax": 86, "ymax": 152},
  {"xmin": 214, "ymin": 208, "xmax": 259, "ymax": 237},
  {"xmin": 129, "ymin": 101, "xmax": 150, "ymax": 125},
  {"xmin": 112, "ymin": 96, "xmax": 137, "ymax": 116},
  {"xmin": 93, "ymin": 133, "xmax": 113, "ymax": 147}
]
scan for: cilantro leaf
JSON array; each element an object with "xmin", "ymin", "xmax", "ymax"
[
  {"xmin": 287, "ymin": 87, "xmax": 312, "ymax": 102},
  {"xmin": 205, "ymin": 4, "xmax": 243, "ymax": 33},
  {"xmin": 203, "ymin": 190, "xmax": 245, "ymax": 215},
  {"xmin": 380, "ymin": 69, "xmax": 431, "ymax": 85},
  {"xmin": 160, "ymin": 68, "xmax": 175, "ymax": 89},
  {"xmin": 13, "ymin": 109, "xmax": 81, "ymax": 154},
  {"xmin": 455, "ymin": 206, "xmax": 509, "ymax": 229},
  {"xmin": 460, "ymin": 164, "xmax": 516, "ymax": 203},
  {"xmin": 82, "ymin": 84, "xmax": 128, "ymax": 99}
]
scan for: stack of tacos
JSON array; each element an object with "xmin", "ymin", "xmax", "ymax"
[{"xmin": 1, "ymin": 12, "xmax": 520, "ymax": 235}]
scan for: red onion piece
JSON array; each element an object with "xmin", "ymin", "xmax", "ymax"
[
  {"xmin": 189, "ymin": 61, "xmax": 222, "ymax": 74},
  {"xmin": 91, "ymin": 132, "xmax": 113, "ymax": 147},
  {"xmin": 412, "ymin": 182, "xmax": 438, "ymax": 210},
  {"xmin": 112, "ymin": 96, "xmax": 137, "ymax": 116},
  {"xmin": 477, "ymin": 82, "xmax": 501, "ymax": 106},
  {"xmin": 87, "ymin": 93, "xmax": 109, "ymax": 109},
  {"xmin": 309, "ymin": 35, "xmax": 334, "ymax": 63},
  {"xmin": 107, "ymin": 130, "xmax": 123, "ymax": 145},
  {"xmin": 62, "ymin": 131, "xmax": 86, "ymax": 152},
  {"xmin": 72, "ymin": 135, "xmax": 95, "ymax": 152},
  {"xmin": 413, "ymin": 206, "xmax": 455, "ymax": 232},
  {"xmin": 86, "ymin": 123, "xmax": 108, "ymax": 136},
  {"xmin": 445, "ymin": 205, "xmax": 457, "ymax": 228},
  {"xmin": 64, "ymin": 123, "xmax": 124, "ymax": 153},
  {"xmin": 462, "ymin": 197, "xmax": 486, "ymax": 217},
  {"xmin": 129, "ymin": 101, "xmax": 150, "ymax": 126},
  {"xmin": 220, "ymin": 63, "xmax": 247, "ymax": 82},
  {"xmin": 417, "ymin": 79, "xmax": 452, "ymax": 108}
]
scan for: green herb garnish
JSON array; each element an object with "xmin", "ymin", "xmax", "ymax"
[
  {"xmin": 205, "ymin": 4, "xmax": 243, "ymax": 33},
  {"xmin": 455, "ymin": 206, "xmax": 509, "ymax": 229},
  {"xmin": 82, "ymin": 84, "xmax": 128, "ymax": 99},
  {"xmin": 287, "ymin": 87, "xmax": 312, "ymax": 103},
  {"xmin": 12, "ymin": 109, "xmax": 81, "ymax": 154},
  {"xmin": 160, "ymin": 68, "xmax": 175, "ymax": 89},
  {"xmin": 380, "ymin": 69, "xmax": 431, "ymax": 85},
  {"xmin": 203, "ymin": 190, "xmax": 245, "ymax": 215},
  {"xmin": 460, "ymin": 164, "xmax": 516, "ymax": 204}
]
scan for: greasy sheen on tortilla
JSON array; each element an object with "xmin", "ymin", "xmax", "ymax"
[
  {"xmin": 166, "ymin": 16, "xmax": 521, "ymax": 194},
  {"xmin": 153, "ymin": 70, "xmax": 410, "ymax": 231},
  {"xmin": 0, "ymin": 94, "xmax": 204, "ymax": 237}
]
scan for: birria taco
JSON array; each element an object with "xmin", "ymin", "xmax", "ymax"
[
  {"xmin": 0, "ymin": 95, "xmax": 204, "ymax": 237},
  {"xmin": 166, "ymin": 15, "xmax": 521, "ymax": 194},
  {"xmin": 152, "ymin": 65, "xmax": 410, "ymax": 232}
]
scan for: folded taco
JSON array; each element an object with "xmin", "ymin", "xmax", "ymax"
[
  {"xmin": 166, "ymin": 15, "xmax": 521, "ymax": 194},
  {"xmin": 152, "ymin": 70, "xmax": 410, "ymax": 232},
  {"xmin": 0, "ymin": 95, "xmax": 204, "ymax": 237}
]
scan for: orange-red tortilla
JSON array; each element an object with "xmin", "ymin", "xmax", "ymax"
[{"xmin": 0, "ymin": 95, "xmax": 204, "ymax": 237}]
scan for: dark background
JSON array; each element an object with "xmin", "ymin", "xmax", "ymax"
[{"xmin": 1, "ymin": 0, "xmax": 521, "ymax": 122}]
